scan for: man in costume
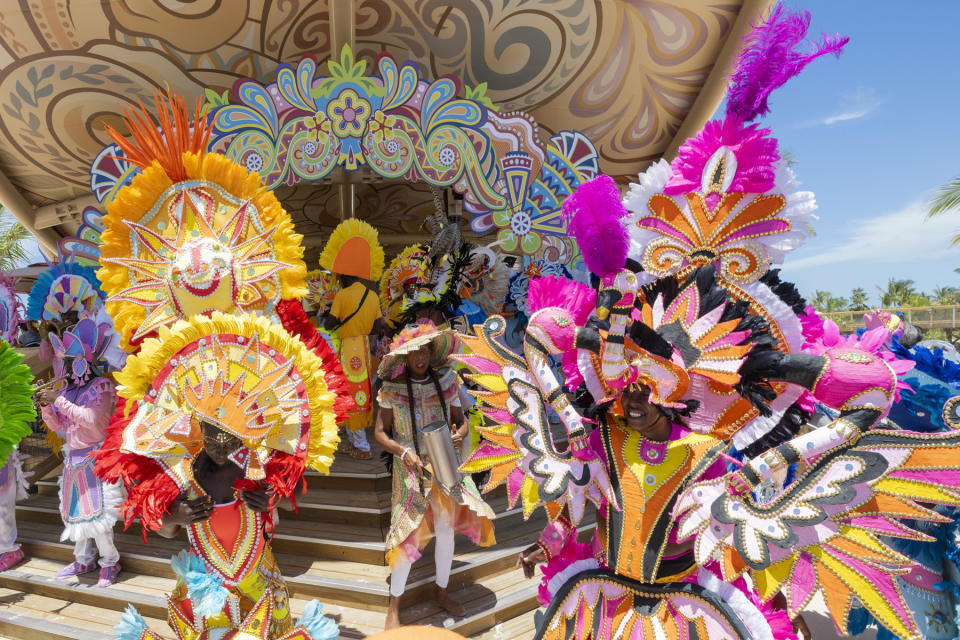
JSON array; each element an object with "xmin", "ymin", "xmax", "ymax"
[
  {"xmin": 319, "ymin": 219, "xmax": 385, "ymax": 459},
  {"xmin": 90, "ymin": 91, "xmax": 347, "ymax": 638},
  {"xmin": 28, "ymin": 258, "xmax": 126, "ymax": 587},
  {"xmin": 374, "ymin": 320, "xmax": 495, "ymax": 629},
  {"xmin": 456, "ymin": 7, "xmax": 960, "ymax": 639}
]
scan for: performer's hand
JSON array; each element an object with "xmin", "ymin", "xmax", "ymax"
[
  {"xmin": 240, "ymin": 485, "xmax": 273, "ymax": 513},
  {"xmin": 401, "ymin": 449, "xmax": 424, "ymax": 477},
  {"xmin": 165, "ymin": 496, "xmax": 214, "ymax": 526},
  {"xmin": 35, "ymin": 388, "xmax": 57, "ymax": 406},
  {"xmin": 450, "ymin": 424, "xmax": 464, "ymax": 449},
  {"xmin": 516, "ymin": 547, "xmax": 546, "ymax": 579}
]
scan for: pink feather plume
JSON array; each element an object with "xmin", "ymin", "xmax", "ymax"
[{"xmin": 561, "ymin": 174, "xmax": 628, "ymax": 278}]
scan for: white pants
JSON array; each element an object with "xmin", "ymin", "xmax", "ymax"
[
  {"xmin": 74, "ymin": 531, "xmax": 119, "ymax": 568},
  {"xmin": 0, "ymin": 460, "xmax": 20, "ymax": 554},
  {"xmin": 346, "ymin": 427, "xmax": 371, "ymax": 452},
  {"xmin": 389, "ymin": 504, "xmax": 455, "ymax": 597}
]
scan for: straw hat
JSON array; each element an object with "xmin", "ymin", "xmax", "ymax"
[{"xmin": 377, "ymin": 320, "xmax": 459, "ymax": 380}]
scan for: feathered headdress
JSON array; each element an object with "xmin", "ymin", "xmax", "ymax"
[
  {"xmin": 318, "ymin": 219, "xmax": 384, "ymax": 281},
  {"xmin": 114, "ymin": 312, "xmax": 339, "ymax": 488},
  {"xmin": 27, "ymin": 257, "xmax": 105, "ymax": 323},
  {"xmin": 99, "ymin": 90, "xmax": 307, "ymax": 349}
]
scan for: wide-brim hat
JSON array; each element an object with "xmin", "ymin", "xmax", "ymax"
[{"xmin": 377, "ymin": 320, "xmax": 460, "ymax": 380}]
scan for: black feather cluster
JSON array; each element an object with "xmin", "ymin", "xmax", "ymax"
[
  {"xmin": 737, "ymin": 401, "xmax": 811, "ymax": 459},
  {"xmin": 759, "ymin": 269, "xmax": 807, "ymax": 315}
]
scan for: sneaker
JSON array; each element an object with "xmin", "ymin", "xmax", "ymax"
[
  {"xmin": 55, "ymin": 560, "xmax": 97, "ymax": 579},
  {"xmin": 97, "ymin": 564, "xmax": 121, "ymax": 587},
  {"xmin": 0, "ymin": 550, "xmax": 23, "ymax": 571}
]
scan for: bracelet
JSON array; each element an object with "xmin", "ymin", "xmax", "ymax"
[{"xmin": 400, "ymin": 448, "xmax": 412, "ymax": 463}]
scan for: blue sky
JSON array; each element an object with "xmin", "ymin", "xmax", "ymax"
[{"xmin": 761, "ymin": 1, "xmax": 960, "ymax": 304}]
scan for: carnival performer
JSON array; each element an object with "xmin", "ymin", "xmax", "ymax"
[
  {"xmin": 90, "ymin": 91, "xmax": 347, "ymax": 639},
  {"xmin": 25, "ymin": 255, "xmax": 126, "ymax": 587},
  {"xmin": 36, "ymin": 318, "xmax": 123, "ymax": 586},
  {"xmin": 0, "ymin": 336, "xmax": 37, "ymax": 572},
  {"xmin": 320, "ymin": 219, "xmax": 385, "ymax": 459},
  {"xmin": 374, "ymin": 320, "xmax": 495, "ymax": 629}
]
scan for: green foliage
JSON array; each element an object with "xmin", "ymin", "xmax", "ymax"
[
  {"xmin": 314, "ymin": 45, "xmax": 385, "ymax": 98},
  {"xmin": 848, "ymin": 287, "xmax": 870, "ymax": 311},
  {"xmin": 810, "ymin": 290, "xmax": 849, "ymax": 313},
  {"xmin": 0, "ymin": 212, "xmax": 29, "ymax": 271},
  {"xmin": 929, "ymin": 176, "xmax": 960, "ymax": 245},
  {"xmin": 877, "ymin": 278, "xmax": 918, "ymax": 308}
]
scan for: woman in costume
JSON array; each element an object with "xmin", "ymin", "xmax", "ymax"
[
  {"xmin": 320, "ymin": 219, "xmax": 385, "ymax": 459},
  {"xmin": 374, "ymin": 320, "xmax": 495, "ymax": 629}
]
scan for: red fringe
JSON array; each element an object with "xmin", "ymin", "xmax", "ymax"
[{"xmin": 277, "ymin": 298, "xmax": 355, "ymax": 421}]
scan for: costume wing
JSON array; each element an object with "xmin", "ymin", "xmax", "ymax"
[
  {"xmin": 675, "ymin": 428, "xmax": 960, "ymax": 639},
  {"xmin": 457, "ymin": 316, "xmax": 615, "ymax": 524}
]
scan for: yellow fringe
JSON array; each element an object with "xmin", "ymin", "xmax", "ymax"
[
  {"xmin": 318, "ymin": 219, "xmax": 385, "ymax": 281},
  {"xmin": 115, "ymin": 311, "xmax": 339, "ymax": 474},
  {"xmin": 98, "ymin": 152, "xmax": 307, "ymax": 350}
]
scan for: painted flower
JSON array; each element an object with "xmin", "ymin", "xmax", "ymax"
[
  {"xmin": 304, "ymin": 112, "xmax": 332, "ymax": 142},
  {"xmin": 494, "ymin": 207, "xmax": 541, "ymax": 254},
  {"xmin": 326, "ymin": 89, "xmax": 370, "ymax": 138},
  {"xmin": 368, "ymin": 110, "xmax": 397, "ymax": 144}
]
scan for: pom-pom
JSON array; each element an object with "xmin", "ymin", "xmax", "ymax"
[
  {"xmin": 561, "ymin": 174, "xmax": 629, "ymax": 278},
  {"xmin": 113, "ymin": 605, "xmax": 148, "ymax": 640},
  {"xmin": 171, "ymin": 551, "xmax": 229, "ymax": 619},
  {"xmin": 297, "ymin": 600, "xmax": 340, "ymax": 640}
]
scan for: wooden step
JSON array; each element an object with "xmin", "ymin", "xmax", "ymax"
[{"xmin": 0, "ymin": 554, "xmax": 542, "ymax": 639}]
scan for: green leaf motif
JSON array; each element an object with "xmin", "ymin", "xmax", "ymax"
[{"xmin": 466, "ymin": 82, "xmax": 498, "ymax": 111}]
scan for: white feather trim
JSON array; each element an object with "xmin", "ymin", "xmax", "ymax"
[
  {"xmin": 58, "ymin": 470, "xmax": 125, "ymax": 543},
  {"xmin": 696, "ymin": 568, "xmax": 775, "ymax": 640}
]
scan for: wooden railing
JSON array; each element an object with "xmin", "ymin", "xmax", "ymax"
[{"xmin": 822, "ymin": 305, "xmax": 960, "ymax": 332}]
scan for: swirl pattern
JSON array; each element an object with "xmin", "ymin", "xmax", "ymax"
[{"xmin": 0, "ymin": 0, "xmax": 758, "ymax": 215}]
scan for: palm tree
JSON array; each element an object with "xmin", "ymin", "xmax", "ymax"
[
  {"xmin": 933, "ymin": 285, "xmax": 960, "ymax": 305},
  {"xmin": 809, "ymin": 290, "xmax": 835, "ymax": 313},
  {"xmin": 877, "ymin": 278, "xmax": 917, "ymax": 308},
  {"xmin": 826, "ymin": 296, "xmax": 849, "ymax": 313},
  {"xmin": 929, "ymin": 176, "xmax": 960, "ymax": 244},
  {"xmin": 849, "ymin": 287, "xmax": 870, "ymax": 311},
  {"xmin": 0, "ymin": 212, "xmax": 28, "ymax": 271}
]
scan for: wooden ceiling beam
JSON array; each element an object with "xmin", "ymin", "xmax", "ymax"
[{"xmin": 33, "ymin": 194, "xmax": 100, "ymax": 230}]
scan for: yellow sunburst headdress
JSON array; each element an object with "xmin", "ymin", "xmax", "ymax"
[
  {"xmin": 115, "ymin": 312, "xmax": 338, "ymax": 487},
  {"xmin": 98, "ymin": 91, "xmax": 307, "ymax": 349},
  {"xmin": 380, "ymin": 244, "xmax": 430, "ymax": 328},
  {"xmin": 303, "ymin": 269, "xmax": 338, "ymax": 315},
  {"xmin": 318, "ymin": 219, "xmax": 384, "ymax": 281}
]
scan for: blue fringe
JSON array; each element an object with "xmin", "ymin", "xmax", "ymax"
[
  {"xmin": 170, "ymin": 550, "xmax": 228, "ymax": 619},
  {"xmin": 297, "ymin": 600, "xmax": 340, "ymax": 640},
  {"xmin": 112, "ymin": 605, "xmax": 147, "ymax": 640}
]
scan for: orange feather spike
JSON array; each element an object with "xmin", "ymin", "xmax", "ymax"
[{"xmin": 104, "ymin": 88, "xmax": 211, "ymax": 181}]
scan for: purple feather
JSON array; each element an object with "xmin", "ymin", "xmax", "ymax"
[
  {"xmin": 726, "ymin": 3, "xmax": 849, "ymax": 122},
  {"xmin": 561, "ymin": 175, "xmax": 628, "ymax": 278}
]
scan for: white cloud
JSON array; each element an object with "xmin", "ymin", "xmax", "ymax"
[
  {"xmin": 800, "ymin": 86, "xmax": 883, "ymax": 127},
  {"xmin": 786, "ymin": 200, "xmax": 957, "ymax": 270}
]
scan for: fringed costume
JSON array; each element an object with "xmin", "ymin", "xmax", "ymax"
[
  {"xmin": 28, "ymin": 254, "xmax": 126, "ymax": 586},
  {"xmin": 319, "ymin": 219, "xmax": 384, "ymax": 454},
  {"xmin": 91, "ymin": 91, "xmax": 347, "ymax": 638},
  {"xmin": 376, "ymin": 321, "xmax": 495, "ymax": 600},
  {"xmin": 455, "ymin": 8, "xmax": 960, "ymax": 640}
]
